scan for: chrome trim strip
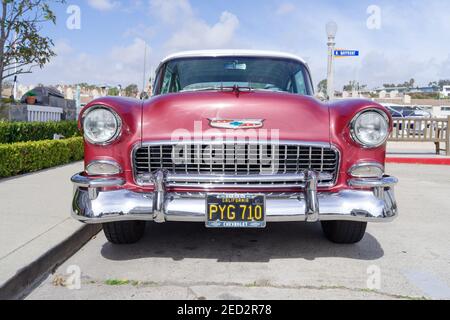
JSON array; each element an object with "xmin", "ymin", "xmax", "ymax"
[
  {"xmin": 348, "ymin": 176, "xmax": 398, "ymax": 188},
  {"xmin": 167, "ymin": 183, "xmax": 307, "ymax": 189},
  {"xmin": 165, "ymin": 172, "xmax": 333, "ymax": 183},
  {"xmin": 86, "ymin": 160, "xmax": 123, "ymax": 176},
  {"xmin": 348, "ymin": 162, "xmax": 384, "ymax": 178},
  {"xmin": 137, "ymin": 140, "xmax": 332, "ymax": 147},
  {"xmin": 71, "ymin": 173, "xmax": 125, "ymax": 188}
]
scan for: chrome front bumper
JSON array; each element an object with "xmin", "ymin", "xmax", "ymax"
[{"xmin": 71, "ymin": 170, "xmax": 398, "ymax": 224}]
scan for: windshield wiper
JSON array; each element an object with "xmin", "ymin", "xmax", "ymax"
[
  {"xmin": 180, "ymin": 86, "xmax": 226, "ymax": 92},
  {"xmin": 181, "ymin": 85, "xmax": 254, "ymax": 93}
]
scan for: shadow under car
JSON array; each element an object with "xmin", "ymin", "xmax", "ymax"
[{"xmin": 100, "ymin": 222, "xmax": 384, "ymax": 262}]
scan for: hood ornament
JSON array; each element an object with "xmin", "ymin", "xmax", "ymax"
[{"xmin": 208, "ymin": 119, "xmax": 265, "ymax": 129}]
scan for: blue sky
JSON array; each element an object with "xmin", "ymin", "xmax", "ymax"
[{"xmin": 20, "ymin": 0, "xmax": 450, "ymax": 90}]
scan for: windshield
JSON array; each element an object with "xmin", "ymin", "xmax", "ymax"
[{"xmin": 153, "ymin": 56, "xmax": 313, "ymax": 96}]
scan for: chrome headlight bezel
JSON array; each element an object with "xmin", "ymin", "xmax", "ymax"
[
  {"xmin": 82, "ymin": 106, "xmax": 122, "ymax": 145},
  {"xmin": 348, "ymin": 162, "xmax": 384, "ymax": 178},
  {"xmin": 86, "ymin": 160, "xmax": 122, "ymax": 176},
  {"xmin": 350, "ymin": 109, "xmax": 390, "ymax": 148}
]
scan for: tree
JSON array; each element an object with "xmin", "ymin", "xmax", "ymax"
[
  {"xmin": 407, "ymin": 78, "xmax": 415, "ymax": 88},
  {"xmin": 107, "ymin": 87, "xmax": 120, "ymax": 96},
  {"xmin": 343, "ymin": 80, "xmax": 357, "ymax": 91},
  {"xmin": 317, "ymin": 79, "xmax": 327, "ymax": 97},
  {"xmin": 438, "ymin": 79, "xmax": 450, "ymax": 89},
  {"xmin": 383, "ymin": 79, "xmax": 416, "ymax": 89},
  {"xmin": 0, "ymin": 0, "xmax": 64, "ymax": 96},
  {"xmin": 125, "ymin": 84, "xmax": 139, "ymax": 97},
  {"xmin": 343, "ymin": 81, "xmax": 367, "ymax": 92}
]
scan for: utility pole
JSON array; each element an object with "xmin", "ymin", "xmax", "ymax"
[
  {"xmin": 13, "ymin": 31, "xmax": 18, "ymax": 100},
  {"xmin": 142, "ymin": 42, "xmax": 147, "ymax": 97},
  {"xmin": 326, "ymin": 21, "xmax": 338, "ymax": 101},
  {"xmin": 75, "ymin": 85, "xmax": 81, "ymax": 118}
]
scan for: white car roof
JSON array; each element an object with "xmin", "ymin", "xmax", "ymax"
[{"xmin": 160, "ymin": 49, "xmax": 307, "ymax": 65}]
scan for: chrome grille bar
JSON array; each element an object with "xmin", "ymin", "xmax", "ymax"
[
  {"xmin": 166, "ymin": 172, "xmax": 333, "ymax": 183},
  {"xmin": 133, "ymin": 141, "xmax": 339, "ymax": 187}
]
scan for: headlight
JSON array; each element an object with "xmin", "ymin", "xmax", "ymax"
[
  {"xmin": 350, "ymin": 110, "xmax": 389, "ymax": 148},
  {"xmin": 82, "ymin": 106, "xmax": 122, "ymax": 145}
]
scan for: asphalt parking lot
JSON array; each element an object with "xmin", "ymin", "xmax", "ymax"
[{"xmin": 27, "ymin": 164, "xmax": 450, "ymax": 300}]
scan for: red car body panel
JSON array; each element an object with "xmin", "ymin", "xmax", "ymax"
[
  {"xmin": 328, "ymin": 99, "xmax": 391, "ymax": 192},
  {"xmin": 79, "ymin": 92, "xmax": 391, "ymax": 194},
  {"xmin": 79, "ymin": 97, "xmax": 142, "ymax": 191},
  {"xmin": 140, "ymin": 91, "xmax": 330, "ymax": 142}
]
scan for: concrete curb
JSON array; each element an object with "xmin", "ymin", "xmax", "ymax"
[
  {"xmin": 386, "ymin": 157, "xmax": 450, "ymax": 165},
  {"xmin": 0, "ymin": 224, "xmax": 101, "ymax": 300}
]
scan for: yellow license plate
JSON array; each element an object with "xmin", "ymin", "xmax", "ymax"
[{"xmin": 206, "ymin": 194, "xmax": 266, "ymax": 228}]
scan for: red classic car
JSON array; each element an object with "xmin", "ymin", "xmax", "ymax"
[{"xmin": 71, "ymin": 50, "xmax": 398, "ymax": 245}]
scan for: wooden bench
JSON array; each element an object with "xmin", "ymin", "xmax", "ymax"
[{"xmin": 388, "ymin": 116, "xmax": 450, "ymax": 156}]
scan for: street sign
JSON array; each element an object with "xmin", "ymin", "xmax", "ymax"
[{"xmin": 334, "ymin": 50, "xmax": 359, "ymax": 57}]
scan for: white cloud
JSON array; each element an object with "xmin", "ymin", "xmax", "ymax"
[
  {"xmin": 21, "ymin": 0, "xmax": 450, "ymax": 89},
  {"xmin": 255, "ymin": 0, "xmax": 450, "ymax": 89},
  {"xmin": 123, "ymin": 24, "xmax": 157, "ymax": 41},
  {"xmin": 164, "ymin": 11, "xmax": 239, "ymax": 52},
  {"xmin": 87, "ymin": 0, "xmax": 118, "ymax": 11},
  {"xmin": 22, "ymin": 38, "xmax": 153, "ymax": 86},
  {"xmin": 147, "ymin": 0, "xmax": 240, "ymax": 53},
  {"xmin": 110, "ymin": 38, "xmax": 150, "ymax": 70},
  {"xmin": 438, "ymin": 55, "xmax": 450, "ymax": 79},
  {"xmin": 276, "ymin": 3, "xmax": 296, "ymax": 16},
  {"xmin": 149, "ymin": 0, "xmax": 193, "ymax": 24},
  {"xmin": 54, "ymin": 39, "xmax": 74, "ymax": 55}
]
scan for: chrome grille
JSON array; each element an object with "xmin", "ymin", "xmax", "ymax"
[{"xmin": 133, "ymin": 142, "xmax": 339, "ymax": 186}]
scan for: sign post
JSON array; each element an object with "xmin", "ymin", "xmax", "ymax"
[{"xmin": 326, "ymin": 21, "xmax": 338, "ymax": 101}]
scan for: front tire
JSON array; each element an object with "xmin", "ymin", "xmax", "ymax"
[
  {"xmin": 103, "ymin": 221, "xmax": 146, "ymax": 244},
  {"xmin": 321, "ymin": 221, "xmax": 367, "ymax": 244}
]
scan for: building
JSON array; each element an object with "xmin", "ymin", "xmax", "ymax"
[
  {"xmin": 374, "ymin": 86, "xmax": 440, "ymax": 95},
  {"xmin": 374, "ymin": 86, "xmax": 410, "ymax": 94},
  {"xmin": 442, "ymin": 85, "xmax": 450, "ymax": 98},
  {"xmin": 409, "ymin": 86, "xmax": 440, "ymax": 94}
]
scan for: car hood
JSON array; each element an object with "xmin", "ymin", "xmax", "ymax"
[{"xmin": 141, "ymin": 91, "xmax": 330, "ymax": 143}]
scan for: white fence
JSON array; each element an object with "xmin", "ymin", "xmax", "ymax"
[{"xmin": 26, "ymin": 105, "xmax": 63, "ymax": 122}]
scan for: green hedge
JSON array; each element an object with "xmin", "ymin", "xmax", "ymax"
[
  {"xmin": 0, "ymin": 121, "xmax": 80, "ymax": 144},
  {"xmin": 0, "ymin": 137, "xmax": 84, "ymax": 178}
]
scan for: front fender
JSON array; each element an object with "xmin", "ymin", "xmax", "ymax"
[
  {"xmin": 79, "ymin": 97, "xmax": 143, "ymax": 184},
  {"xmin": 328, "ymin": 99, "xmax": 392, "ymax": 190}
]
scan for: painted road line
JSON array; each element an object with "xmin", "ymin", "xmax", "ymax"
[{"xmin": 386, "ymin": 157, "xmax": 450, "ymax": 165}]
